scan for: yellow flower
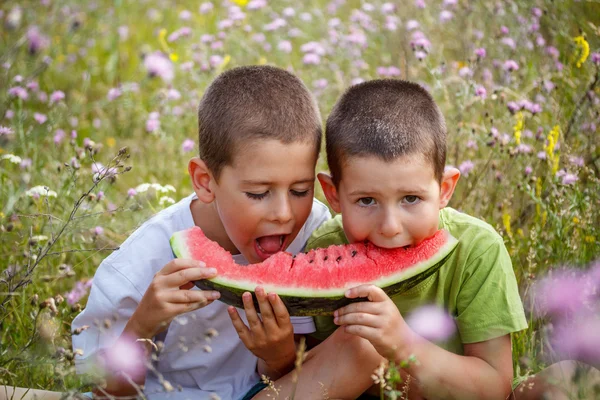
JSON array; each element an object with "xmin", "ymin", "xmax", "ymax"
[
  {"xmin": 573, "ymin": 35, "xmax": 590, "ymax": 68},
  {"xmin": 572, "ymin": 216, "xmax": 580, "ymax": 224},
  {"xmin": 535, "ymin": 177, "xmax": 542, "ymax": 217},
  {"xmin": 215, "ymin": 55, "xmax": 232, "ymax": 74},
  {"xmin": 545, "ymin": 125, "xmax": 560, "ymax": 175},
  {"xmin": 585, "ymin": 235, "xmax": 595, "ymax": 243},
  {"xmin": 231, "ymin": 0, "xmax": 248, "ymax": 6},
  {"xmin": 258, "ymin": 57, "xmax": 267, "ymax": 65},
  {"xmin": 503, "ymin": 213, "xmax": 512, "ymax": 238},
  {"xmin": 106, "ymin": 137, "xmax": 116, "ymax": 148},
  {"xmin": 513, "ymin": 112, "xmax": 524, "ymax": 145},
  {"xmin": 159, "ymin": 29, "xmax": 178, "ymax": 63}
]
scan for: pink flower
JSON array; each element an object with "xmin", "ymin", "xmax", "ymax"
[
  {"xmin": 569, "ymin": 156, "xmax": 584, "ymax": 167},
  {"xmin": 458, "ymin": 160, "xmax": 475, "ymax": 176},
  {"xmin": 107, "ymin": 88, "xmax": 122, "ymax": 101},
  {"xmin": 143, "ymin": 52, "xmax": 174, "ymax": 82},
  {"xmin": 303, "ymin": 53, "xmax": 321, "ymax": 65},
  {"xmin": 561, "ymin": 173, "xmax": 578, "ymax": 185},
  {"xmin": 27, "ymin": 26, "xmax": 49, "ymax": 54},
  {"xmin": 50, "ymin": 90, "xmax": 65, "ymax": 104},
  {"xmin": 0, "ymin": 125, "xmax": 14, "ymax": 136},
  {"xmin": 407, "ymin": 305, "xmax": 456, "ymax": 342},
  {"xmin": 199, "ymin": 2, "xmax": 214, "ymax": 14},
  {"xmin": 591, "ymin": 53, "xmax": 600, "ymax": 65},
  {"xmin": 550, "ymin": 314, "xmax": 600, "ymax": 365},
  {"xmin": 475, "ymin": 85, "xmax": 487, "ymax": 99},
  {"xmin": 524, "ymin": 166, "xmax": 533, "ymax": 175},
  {"xmin": 182, "ymin": 138, "xmax": 195, "ymax": 153},
  {"xmin": 8, "ymin": 86, "xmax": 28, "ymax": 99},
  {"xmin": 94, "ymin": 226, "xmax": 104, "ymax": 236},
  {"xmin": 127, "ymin": 188, "xmax": 137, "ymax": 198},
  {"xmin": 54, "ymin": 129, "xmax": 66, "ymax": 144},
  {"xmin": 439, "ymin": 10, "xmax": 453, "ymax": 22},
  {"xmin": 99, "ymin": 335, "xmax": 146, "ymax": 380},
  {"xmin": 277, "ymin": 40, "xmax": 292, "ymax": 53},
  {"xmin": 146, "ymin": 112, "xmax": 160, "ymax": 133},
  {"xmin": 34, "ymin": 113, "xmax": 47, "ymax": 124},
  {"xmin": 415, "ymin": 0, "xmax": 426, "ymax": 9},
  {"xmin": 474, "ymin": 47, "xmax": 486, "ymax": 58},
  {"xmin": 406, "ymin": 20, "xmax": 420, "ymax": 31},
  {"xmin": 503, "ymin": 60, "xmax": 519, "ymax": 72}
]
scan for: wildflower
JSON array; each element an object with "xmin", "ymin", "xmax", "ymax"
[
  {"xmin": 569, "ymin": 156, "xmax": 584, "ymax": 167},
  {"xmin": 8, "ymin": 86, "xmax": 28, "ymax": 99},
  {"xmin": 561, "ymin": 173, "xmax": 578, "ymax": 185},
  {"xmin": 406, "ymin": 20, "xmax": 420, "ymax": 31},
  {"xmin": 406, "ymin": 305, "xmax": 456, "ymax": 342},
  {"xmin": 118, "ymin": 26, "xmax": 129, "ymax": 40},
  {"xmin": 592, "ymin": 52, "xmax": 600, "ymax": 65},
  {"xmin": 474, "ymin": 85, "xmax": 487, "ymax": 99},
  {"xmin": 503, "ymin": 60, "xmax": 519, "ymax": 72},
  {"xmin": 2, "ymin": 154, "xmax": 22, "ymax": 164},
  {"xmin": 144, "ymin": 52, "xmax": 174, "ymax": 82},
  {"xmin": 303, "ymin": 53, "xmax": 321, "ymax": 65},
  {"xmin": 466, "ymin": 140, "xmax": 478, "ymax": 149},
  {"xmin": 26, "ymin": 185, "xmax": 57, "ymax": 199},
  {"xmin": 127, "ymin": 188, "xmax": 137, "ymax": 198},
  {"xmin": 524, "ymin": 166, "xmax": 533, "ymax": 175},
  {"xmin": 573, "ymin": 35, "xmax": 590, "ymax": 68},
  {"xmin": 20, "ymin": 158, "xmax": 32, "ymax": 169},
  {"xmin": 146, "ymin": 112, "xmax": 160, "ymax": 133},
  {"xmin": 0, "ymin": 125, "xmax": 14, "ymax": 136},
  {"xmin": 277, "ymin": 40, "xmax": 292, "ymax": 53},
  {"xmin": 546, "ymin": 46, "xmax": 560, "ymax": 59},
  {"xmin": 545, "ymin": 125, "xmax": 560, "ymax": 174},
  {"xmin": 458, "ymin": 160, "xmax": 475, "ymax": 177},
  {"xmin": 49, "ymin": 90, "xmax": 65, "ymax": 104},
  {"xmin": 159, "ymin": 196, "xmax": 176, "ymax": 206},
  {"xmin": 66, "ymin": 280, "xmax": 93, "ymax": 305},
  {"xmin": 107, "ymin": 87, "xmax": 122, "ymax": 101},
  {"xmin": 439, "ymin": 10, "xmax": 453, "ymax": 22},
  {"xmin": 551, "ymin": 314, "xmax": 600, "ymax": 365},
  {"xmin": 502, "ymin": 213, "xmax": 512, "ymax": 238},
  {"xmin": 33, "ymin": 113, "xmax": 47, "ymax": 124},
  {"xmin": 501, "ymin": 37, "xmax": 516, "ymax": 49},
  {"xmin": 474, "ymin": 47, "xmax": 486, "ymax": 58},
  {"xmin": 54, "ymin": 129, "xmax": 66, "ymax": 145},
  {"xmin": 99, "ymin": 335, "xmax": 146, "ymax": 379},
  {"xmin": 26, "ymin": 26, "xmax": 49, "ymax": 54},
  {"xmin": 381, "ymin": 3, "xmax": 396, "ymax": 13},
  {"xmin": 199, "ymin": 2, "xmax": 214, "ymax": 14},
  {"xmin": 182, "ymin": 139, "xmax": 195, "ymax": 153},
  {"xmin": 513, "ymin": 112, "xmax": 524, "ymax": 145},
  {"xmin": 415, "ymin": 0, "xmax": 426, "ymax": 9},
  {"xmin": 94, "ymin": 226, "xmax": 104, "ymax": 236}
]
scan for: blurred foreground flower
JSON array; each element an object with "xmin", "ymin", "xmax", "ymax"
[
  {"xmin": 98, "ymin": 335, "xmax": 146, "ymax": 380},
  {"xmin": 144, "ymin": 52, "xmax": 174, "ymax": 82},
  {"xmin": 406, "ymin": 305, "xmax": 456, "ymax": 342},
  {"xmin": 26, "ymin": 185, "xmax": 57, "ymax": 199}
]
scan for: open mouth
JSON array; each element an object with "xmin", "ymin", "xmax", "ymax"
[{"xmin": 254, "ymin": 234, "xmax": 288, "ymax": 259}]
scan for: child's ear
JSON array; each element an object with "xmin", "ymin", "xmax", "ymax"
[
  {"xmin": 439, "ymin": 167, "xmax": 460, "ymax": 209},
  {"xmin": 317, "ymin": 172, "xmax": 342, "ymax": 213},
  {"xmin": 189, "ymin": 157, "xmax": 216, "ymax": 203}
]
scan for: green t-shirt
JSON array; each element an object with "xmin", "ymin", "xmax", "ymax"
[{"xmin": 306, "ymin": 207, "xmax": 528, "ymax": 355}]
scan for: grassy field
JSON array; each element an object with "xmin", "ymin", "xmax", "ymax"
[{"xmin": 1, "ymin": 0, "xmax": 599, "ymax": 397}]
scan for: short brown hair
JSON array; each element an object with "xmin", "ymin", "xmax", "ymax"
[
  {"xmin": 325, "ymin": 79, "xmax": 446, "ymax": 185},
  {"xmin": 198, "ymin": 65, "xmax": 322, "ymax": 179}
]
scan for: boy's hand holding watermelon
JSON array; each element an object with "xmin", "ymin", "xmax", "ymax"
[
  {"xmin": 228, "ymin": 286, "xmax": 297, "ymax": 378},
  {"xmin": 125, "ymin": 259, "xmax": 221, "ymax": 339}
]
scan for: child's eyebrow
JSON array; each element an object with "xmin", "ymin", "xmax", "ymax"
[
  {"xmin": 240, "ymin": 179, "xmax": 315, "ymax": 185},
  {"xmin": 349, "ymin": 188, "xmax": 428, "ymax": 196}
]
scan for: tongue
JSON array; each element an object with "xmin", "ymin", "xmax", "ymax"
[{"xmin": 257, "ymin": 236, "xmax": 282, "ymax": 253}]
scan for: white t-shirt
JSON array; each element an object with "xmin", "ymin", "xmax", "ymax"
[{"xmin": 72, "ymin": 193, "xmax": 331, "ymax": 400}]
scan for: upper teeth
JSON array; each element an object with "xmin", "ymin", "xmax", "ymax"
[{"xmin": 279, "ymin": 236, "xmax": 284, "ymax": 246}]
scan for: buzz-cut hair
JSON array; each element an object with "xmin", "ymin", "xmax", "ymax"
[
  {"xmin": 198, "ymin": 65, "xmax": 322, "ymax": 179},
  {"xmin": 325, "ymin": 79, "xmax": 447, "ymax": 186}
]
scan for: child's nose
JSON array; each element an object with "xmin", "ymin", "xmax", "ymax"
[
  {"xmin": 270, "ymin": 194, "xmax": 293, "ymax": 224},
  {"xmin": 379, "ymin": 211, "xmax": 402, "ymax": 238}
]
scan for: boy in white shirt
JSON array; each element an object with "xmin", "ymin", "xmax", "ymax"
[{"xmin": 71, "ymin": 66, "xmax": 331, "ymax": 399}]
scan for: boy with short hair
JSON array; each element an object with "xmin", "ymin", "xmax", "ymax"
[
  {"xmin": 71, "ymin": 65, "xmax": 333, "ymax": 399},
  {"xmin": 303, "ymin": 79, "xmax": 528, "ymax": 398}
]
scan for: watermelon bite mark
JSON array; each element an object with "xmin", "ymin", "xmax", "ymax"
[{"xmin": 170, "ymin": 227, "xmax": 458, "ymax": 316}]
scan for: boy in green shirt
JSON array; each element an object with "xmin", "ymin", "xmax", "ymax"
[{"xmin": 306, "ymin": 79, "xmax": 528, "ymax": 398}]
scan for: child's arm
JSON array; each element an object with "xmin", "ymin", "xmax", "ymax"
[
  {"xmin": 335, "ymin": 285, "xmax": 513, "ymax": 399},
  {"xmin": 94, "ymin": 259, "xmax": 220, "ymax": 397},
  {"xmin": 229, "ymin": 287, "xmax": 297, "ymax": 380}
]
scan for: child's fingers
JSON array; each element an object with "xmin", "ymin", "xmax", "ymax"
[
  {"xmin": 163, "ymin": 266, "xmax": 217, "ymax": 288},
  {"xmin": 333, "ymin": 312, "xmax": 381, "ymax": 329},
  {"xmin": 242, "ymin": 292, "xmax": 264, "ymax": 332},
  {"xmin": 334, "ymin": 300, "xmax": 380, "ymax": 318},
  {"xmin": 228, "ymin": 306, "xmax": 252, "ymax": 343},
  {"xmin": 343, "ymin": 324, "xmax": 379, "ymax": 343},
  {"xmin": 268, "ymin": 293, "xmax": 291, "ymax": 327},
  {"xmin": 167, "ymin": 289, "xmax": 220, "ymax": 304},
  {"xmin": 255, "ymin": 287, "xmax": 278, "ymax": 330},
  {"xmin": 160, "ymin": 259, "xmax": 206, "ymax": 275},
  {"xmin": 345, "ymin": 284, "xmax": 387, "ymax": 302}
]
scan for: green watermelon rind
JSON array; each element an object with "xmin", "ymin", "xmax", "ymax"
[{"xmin": 170, "ymin": 231, "xmax": 459, "ymax": 316}]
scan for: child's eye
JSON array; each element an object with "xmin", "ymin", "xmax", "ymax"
[
  {"xmin": 291, "ymin": 189, "xmax": 310, "ymax": 197},
  {"xmin": 357, "ymin": 197, "xmax": 376, "ymax": 207},
  {"xmin": 245, "ymin": 192, "xmax": 268, "ymax": 200},
  {"xmin": 403, "ymin": 195, "xmax": 421, "ymax": 205}
]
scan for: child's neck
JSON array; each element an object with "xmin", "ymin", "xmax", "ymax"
[{"xmin": 189, "ymin": 198, "xmax": 240, "ymax": 255}]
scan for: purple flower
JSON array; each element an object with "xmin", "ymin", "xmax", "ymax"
[
  {"xmin": 199, "ymin": 2, "xmax": 214, "ymax": 14},
  {"xmin": 466, "ymin": 140, "xmax": 478, "ymax": 149},
  {"xmin": 591, "ymin": 53, "xmax": 600, "ymax": 65},
  {"xmin": 8, "ymin": 86, "xmax": 28, "ymax": 99},
  {"xmin": 20, "ymin": 158, "xmax": 32, "ymax": 170},
  {"xmin": 0, "ymin": 125, "xmax": 14, "ymax": 136},
  {"xmin": 97, "ymin": 191, "xmax": 104, "ymax": 201},
  {"xmin": 182, "ymin": 139, "xmax": 195, "ymax": 153},
  {"xmin": 303, "ymin": 53, "xmax": 321, "ymax": 65},
  {"xmin": 524, "ymin": 166, "xmax": 533, "ymax": 175},
  {"xmin": 415, "ymin": 0, "xmax": 426, "ymax": 9},
  {"xmin": 516, "ymin": 144, "xmax": 532, "ymax": 154},
  {"xmin": 546, "ymin": 46, "xmax": 559, "ymax": 60},
  {"xmin": 277, "ymin": 40, "xmax": 292, "ymax": 53},
  {"xmin": 247, "ymin": 0, "xmax": 267, "ymax": 10},
  {"xmin": 550, "ymin": 314, "xmax": 600, "ymax": 365},
  {"xmin": 107, "ymin": 87, "xmax": 122, "ymax": 101},
  {"xmin": 475, "ymin": 85, "xmax": 487, "ymax": 99},
  {"xmin": 474, "ymin": 47, "xmax": 486, "ymax": 58},
  {"xmin": 503, "ymin": 60, "xmax": 519, "ymax": 72},
  {"xmin": 34, "ymin": 113, "xmax": 47, "ymax": 124},
  {"xmin": 569, "ymin": 156, "xmax": 584, "ymax": 167},
  {"xmin": 179, "ymin": 10, "xmax": 192, "ymax": 20},
  {"xmin": 54, "ymin": 129, "xmax": 66, "ymax": 144},
  {"xmin": 50, "ymin": 90, "xmax": 65, "ymax": 104},
  {"xmin": 66, "ymin": 280, "xmax": 93, "ymax": 305},
  {"xmin": 537, "ymin": 151, "xmax": 547, "ymax": 160},
  {"xmin": 143, "ymin": 52, "xmax": 174, "ymax": 82},
  {"xmin": 561, "ymin": 173, "xmax": 578, "ymax": 185},
  {"xmin": 507, "ymin": 101, "xmax": 520, "ymax": 113},
  {"xmin": 439, "ymin": 10, "xmax": 453, "ymax": 22},
  {"xmin": 26, "ymin": 26, "xmax": 49, "ymax": 54},
  {"xmin": 414, "ymin": 50, "xmax": 427, "ymax": 60},
  {"xmin": 406, "ymin": 20, "xmax": 420, "ymax": 31},
  {"xmin": 458, "ymin": 160, "xmax": 475, "ymax": 176},
  {"xmin": 146, "ymin": 113, "xmax": 160, "ymax": 133},
  {"xmin": 500, "ymin": 26, "xmax": 509, "ymax": 35},
  {"xmin": 381, "ymin": 3, "xmax": 396, "ymax": 13},
  {"xmin": 501, "ymin": 37, "xmax": 516, "ymax": 49},
  {"xmin": 127, "ymin": 188, "xmax": 137, "ymax": 198},
  {"xmin": 5, "ymin": 110, "xmax": 14, "ymax": 120},
  {"xmin": 531, "ymin": 7, "xmax": 542, "ymax": 18},
  {"xmin": 406, "ymin": 305, "xmax": 456, "ymax": 342},
  {"xmin": 283, "ymin": 7, "xmax": 296, "ymax": 17},
  {"xmin": 98, "ymin": 335, "xmax": 146, "ymax": 380},
  {"xmin": 94, "ymin": 226, "xmax": 104, "ymax": 236}
]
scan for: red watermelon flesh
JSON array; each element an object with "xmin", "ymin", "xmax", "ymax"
[{"xmin": 170, "ymin": 226, "xmax": 457, "ymax": 300}]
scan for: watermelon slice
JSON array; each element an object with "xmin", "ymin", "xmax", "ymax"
[{"xmin": 170, "ymin": 227, "xmax": 458, "ymax": 316}]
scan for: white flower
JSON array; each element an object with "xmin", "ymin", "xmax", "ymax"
[
  {"xmin": 26, "ymin": 185, "xmax": 57, "ymax": 198},
  {"xmin": 159, "ymin": 196, "xmax": 175, "ymax": 206},
  {"xmin": 135, "ymin": 183, "xmax": 177, "ymax": 194},
  {"xmin": 2, "ymin": 154, "xmax": 22, "ymax": 164},
  {"xmin": 31, "ymin": 235, "xmax": 49, "ymax": 242}
]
